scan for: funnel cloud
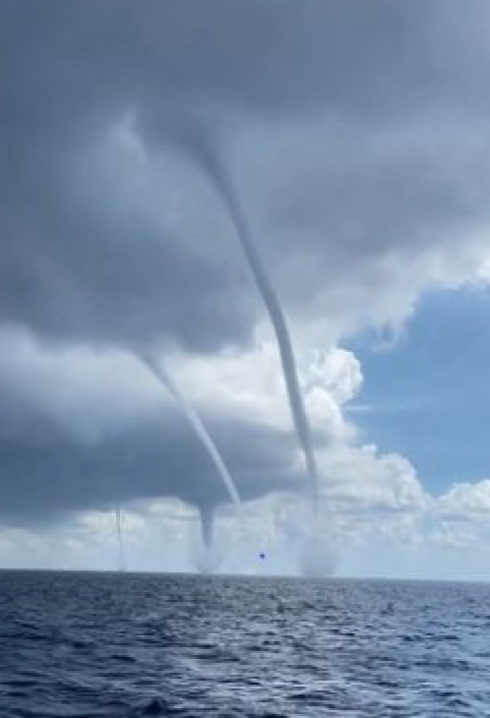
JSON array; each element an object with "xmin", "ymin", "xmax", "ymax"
[{"xmin": 174, "ymin": 128, "xmax": 319, "ymax": 506}]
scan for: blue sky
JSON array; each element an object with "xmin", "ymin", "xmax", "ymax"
[{"xmin": 349, "ymin": 286, "xmax": 490, "ymax": 495}]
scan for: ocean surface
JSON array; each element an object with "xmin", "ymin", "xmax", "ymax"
[{"xmin": 0, "ymin": 572, "xmax": 489, "ymax": 717}]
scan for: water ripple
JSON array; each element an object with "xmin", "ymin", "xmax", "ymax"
[{"xmin": 1, "ymin": 572, "xmax": 490, "ymax": 716}]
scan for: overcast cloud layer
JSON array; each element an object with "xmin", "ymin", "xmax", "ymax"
[{"xmin": 2, "ymin": 1, "xmax": 490, "ymax": 573}]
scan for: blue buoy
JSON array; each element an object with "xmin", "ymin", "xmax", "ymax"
[{"xmin": 259, "ymin": 552, "xmax": 266, "ymax": 560}]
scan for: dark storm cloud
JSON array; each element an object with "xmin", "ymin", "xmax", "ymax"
[
  {"xmin": 2, "ymin": 0, "xmax": 490, "ymax": 348},
  {"xmin": 0, "ymin": 410, "xmax": 298, "ymax": 525},
  {"xmin": 2, "ymin": 1, "xmax": 490, "ymax": 523},
  {"xmin": 0, "ymin": 332, "xmax": 299, "ymax": 521}
]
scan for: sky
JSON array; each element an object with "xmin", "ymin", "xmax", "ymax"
[{"xmin": 2, "ymin": 0, "xmax": 490, "ymax": 578}]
